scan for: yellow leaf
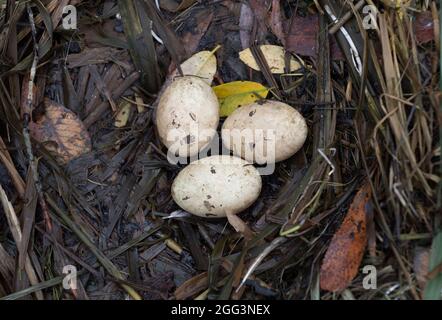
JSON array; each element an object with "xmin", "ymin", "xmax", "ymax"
[
  {"xmin": 239, "ymin": 45, "xmax": 301, "ymax": 74},
  {"xmin": 172, "ymin": 47, "xmax": 219, "ymax": 84},
  {"xmin": 213, "ymin": 81, "xmax": 269, "ymax": 117},
  {"xmin": 134, "ymin": 93, "xmax": 145, "ymax": 113},
  {"xmin": 115, "ymin": 100, "xmax": 132, "ymax": 128}
]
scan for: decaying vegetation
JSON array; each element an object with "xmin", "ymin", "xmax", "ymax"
[{"xmin": 0, "ymin": 0, "xmax": 440, "ymax": 300}]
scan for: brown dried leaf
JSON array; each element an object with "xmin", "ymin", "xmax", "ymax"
[
  {"xmin": 181, "ymin": 11, "xmax": 214, "ymax": 56},
  {"xmin": 248, "ymin": 0, "xmax": 271, "ymax": 44},
  {"xmin": 414, "ymin": 11, "xmax": 435, "ymax": 44},
  {"xmin": 159, "ymin": 0, "xmax": 196, "ymax": 12},
  {"xmin": 174, "ymin": 272, "xmax": 208, "ymax": 300},
  {"xmin": 239, "ymin": 3, "xmax": 254, "ymax": 49},
  {"xmin": 226, "ymin": 211, "xmax": 254, "ymax": 241},
  {"xmin": 249, "ymin": 0, "xmax": 271, "ymax": 23},
  {"xmin": 285, "ymin": 14, "xmax": 343, "ymax": 60},
  {"xmin": 269, "ymin": 0, "xmax": 285, "ymax": 45},
  {"xmin": 320, "ymin": 182, "xmax": 371, "ymax": 292},
  {"xmin": 29, "ymin": 99, "xmax": 92, "ymax": 164}
]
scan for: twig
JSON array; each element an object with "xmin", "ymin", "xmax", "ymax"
[
  {"xmin": 324, "ymin": 4, "xmax": 362, "ymax": 75},
  {"xmin": 329, "ymin": 0, "xmax": 366, "ymax": 35},
  {"xmin": 235, "ymin": 237, "xmax": 286, "ymax": 293},
  {"xmin": 0, "ymin": 184, "xmax": 44, "ymax": 300},
  {"xmin": 0, "ymin": 137, "xmax": 25, "ymax": 197},
  {"xmin": 23, "ymin": 4, "xmax": 52, "ymax": 231},
  {"xmin": 250, "ymin": 44, "xmax": 283, "ymax": 100}
]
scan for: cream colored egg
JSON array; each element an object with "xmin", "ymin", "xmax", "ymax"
[
  {"xmin": 171, "ymin": 155, "xmax": 262, "ymax": 218},
  {"xmin": 221, "ymin": 100, "xmax": 307, "ymax": 163},
  {"xmin": 155, "ymin": 76, "xmax": 219, "ymax": 158}
]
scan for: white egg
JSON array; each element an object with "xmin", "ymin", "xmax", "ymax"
[
  {"xmin": 155, "ymin": 76, "xmax": 219, "ymax": 158},
  {"xmin": 172, "ymin": 155, "xmax": 262, "ymax": 218},
  {"xmin": 221, "ymin": 100, "xmax": 307, "ymax": 163}
]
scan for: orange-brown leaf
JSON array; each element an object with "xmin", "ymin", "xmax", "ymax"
[
  {"xmin": 29, "ymin": 99, "xmax": 91, "ymax": 164},
  {"xmin": 320, "ymin": 182, "xmax": 372, "ymax": 292}
]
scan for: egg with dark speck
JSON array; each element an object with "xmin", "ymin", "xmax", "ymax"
[
  {"xmin": 156, "ymin": 76, "xmax": 219, "ymax": 157},
  {"xmin": 221, "ymin": 100, "xmax": 307, "ymax": 163},
  {"xmin": 171, "ymin": 155, "xmax": 262, "ymax": 218}
]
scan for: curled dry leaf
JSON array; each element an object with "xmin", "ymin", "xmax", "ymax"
[
  {"xmin": 172, "ymin": 50, "xmax": 217, "ymax": 85},
  {"xmin": 320, "ymin": 182, "xmax": 372, "ymax": 292},
  {"xmin": 239, "ymin": 45, "xmax": 301, "ymax": 74},
  {"xmin": 285, "ymin": 14, "xmax": 344, "ymax": 60},
  {"xmin": 29, "ymin": 99, "xmax": 92, "ymax": 164},
  {"xmin": 213, "ymin": 81, "xmax": 269, "ymax": 117}
]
